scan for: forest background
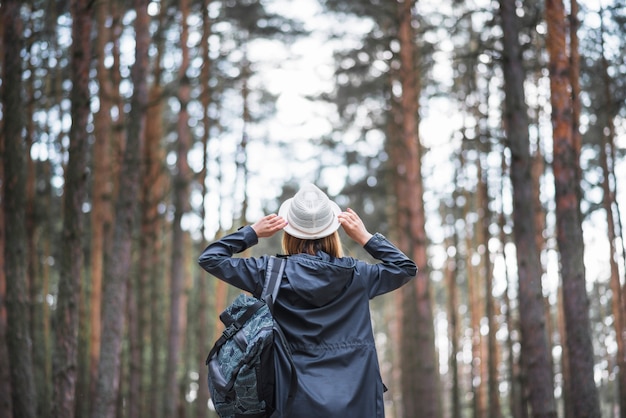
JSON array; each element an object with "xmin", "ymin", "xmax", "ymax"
[{"xmin": 1, "ymin": 0, "xmax": 625, "ymax": 417}]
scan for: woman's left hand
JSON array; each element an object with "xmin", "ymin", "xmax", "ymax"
[{"xmin": 251, "ymin": 214, "xmax": 288, "ymax": 238}]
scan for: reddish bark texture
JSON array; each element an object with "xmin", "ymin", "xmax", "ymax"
[
  {"xmin": 499, "ymin": 0, "xmax": 557, "ymax": 415},
  {"xmin": 546, "ymin": 0, "xmax": 601, "ymax": 416}
]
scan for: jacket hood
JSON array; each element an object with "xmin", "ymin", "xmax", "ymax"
[{"xmin": 283, "ymin": 252, "xmax": 356, "ymax": 307}]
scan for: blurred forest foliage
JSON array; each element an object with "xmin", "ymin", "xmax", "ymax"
[{"xmin": 1, "ymin": 0, "xmax": 625, "ymax": 417}]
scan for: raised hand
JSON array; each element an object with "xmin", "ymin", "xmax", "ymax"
[
  {"xmin": 338, "ymin": 208, "xmax": 373, "ymax": 246},
  {"xmin": 251, "ymin": 214, "xmax": 288, "ymax": 238}
]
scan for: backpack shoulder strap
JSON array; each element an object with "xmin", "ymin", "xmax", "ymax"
[{"xmin": 262, "ymin": 256, "xmax": 286, "ymax": 313}]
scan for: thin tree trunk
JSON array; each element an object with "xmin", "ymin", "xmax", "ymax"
[
  {"xmin": 2, "ymin": 1, "xmax": 38, "ymax": 416},
  {"xmin": 52, "ymin": 1, "xmax": 93, "ymax": 416},
  {"xmin": 599, "ymin": 25, "xmax": 626, "ymax": 417},
  {"xmin": 498, "ymin": 0, "xmax": 557, "ymax": 415},
  {"xmin": 383, "ymin": 72, "xmax": 403, "ymax": 418},
  {"xmin": 446, "ymin": 218, "xmax": 461, "ymax": 418},
  {"xmin": 557, "ymin": 287, "xmax": 571, "ymax": 418},
  {"xmin": 88, "ymin": 0, "xmax": 116, "ymax": 411},
  {"xmin": 144, "ymin": 6, "xmax": 169, "ymax": 418},
  {"xmin": 466, "ymin": 174, "xmax": 483, "ymax": 418},
  {"xmin": 480, "ymin": 160, "xmax": 501, "ymax": 418},
  {"xmin": 91, "ymin": 0, "xmax": 149, "ymax": 416},
  {"xmin": 499, "ymin": 166, "xmax": 526, "ymax": 418},
  {"xmin": 569, "ymin": 0, "xmax": 583, "ymax": 203},
  {"xmin": 164, "ymin": 0, "xmax": 192, "ymax": 415},
  {"xmin": 395, "ymin": 1, "xmax": 440, "ymax": 416},
  {"xmin": 0, "ymin": 59, "xmax": 14, "ymax": 417},
  {"xmin": 127, "ymin": 265, "xmax": 141, "ymax": 418},
  {"xmin": 195, "ymin": 1, "xmax": 213, "ymax": 414},
  {"xmin": 239, "ymin": 52, "xmax": 251, "ymax": 224},
  {"xmin": 145, "ymin": 91, "xmax": 168, "ymax": 418},
  {"xmin": 129, "ymin": 9, "xmax": 168, "ymax": 412},
  {"xmin": 23, "ymin": 41, "xmax": 53, "ymax": 418},
  {"xmin": 195, "ymin": 200, "xmax": 210, "ymax": 418},
  {"xmin": 601, "ymin": 94, "xmax": 626, "ymax": 418},
  {"xmin": 545, "ymin": 0, "xmax": 601, "ymax": 416}
]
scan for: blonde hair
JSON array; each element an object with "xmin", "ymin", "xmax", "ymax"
[{"xmin": 282, "ymin": 231, "xmax": 343, "ymax": 258}]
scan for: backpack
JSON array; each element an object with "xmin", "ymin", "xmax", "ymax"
[{"xmin": 206, "ymin": 256, "xmax": 296, "ymax": 418}]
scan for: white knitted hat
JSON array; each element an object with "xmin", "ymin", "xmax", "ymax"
[{"xmin": 278, "ymin": 183, "xmax": 341, "ymax": 240}]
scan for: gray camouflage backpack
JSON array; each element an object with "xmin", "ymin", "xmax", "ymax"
[{"xmin": 205, "ymin": 256, "xmax": 296, "ymax": 418}]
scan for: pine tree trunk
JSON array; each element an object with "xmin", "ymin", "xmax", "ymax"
[
  {"xmin": 91, "ymin": 0, "xmax": 149, "ymax": 416},
  {"xmin": 395, "ymin": 0, "xmax": 440, "ymax": 416},
  {"xmin": 546, "ymin": 0, "xmax": 601, "ymax": 416},
  {"xmin": 569, "ymin": 0, "xmax": 583, "ymax": 197},
  {"xmin": 51, "ymin": 1, "xmax": 93, "ymax": 416},
  {"xmin": 24, "ymin": 52, "xmax": 51, "ymax": 418},
  {"xmin": 557, "ymin": 288, "xmax": 572, "ymax": 418},
  {"xmin": 0, "ymin": 88, "xmax": 14, "ymax": 418},
  {"xmin": 599, "ymin": 34, "xmax": 626, "ymax": 418},
  {"xmin": 499, "ymin": 180, "xmax": 527, "ymax": 418},
  {"xmin": 480, "ymin": 161, "xmax": 501, "ymax": 418},
  {"xmin": 498, "ymin": 0, "xmax": 557, "ymax": 415},
  {"xmin": 195, "ymin": 2, "xmax": 213, "ymax": 414},
  {"xmin": 144, "ymin": 85, "xmax": 167, "ymax": 418},
  {"xmin": 88, "ymin": 1, "xmax": 116, "ymax": 411},
  {"xmin": 143, "ymin": 6, "xmax": 169, "ymax": 417},
  {"xmin": 446, "ymin": 226, "xmax": 461, "ymax": 418},
  {"xmin": 2, "ymin": 1, "xmax": 38, "ymax": 416},
  {"xmin": 602, "ymin": 102, "xmax": 626, "ymax": 418},
  {"xmin": 466, "ymin": 178, "xmax": 483, "ymax": 418},
  {"xmin": 164, "ymin": 0, "xmax": 192, "ymax": 414}
]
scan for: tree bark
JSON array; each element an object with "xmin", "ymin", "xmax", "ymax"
[
  {"xmin": 545, "ymin": 0, "xmax": 601, "ymax": 416},
  {"xmin": 164, "ymin": 0, "xmax": 192, "ymax": 415},
  {"xmin": 499, "ymin": 164, "xmax": 527, "ymax": 418},
  {"xmin": 480, "ymin": 160, "xmax": 501, "ymax": 418},
  {"xmin": 498, "ymin": 0, "xmax": 557, "ymax": 415},
  {"xmin": 91, "ymin": 0, "xmax": 149, "ymax": 416},
  {"xmin": 2, "ymin": 1, "xmax": 38, "ymax": 417},
  {"xmin": 25, "ymin": 42, "xmax": 51, "ymax": 418},
  {"xmin": 599, "ymin": 28, "xmax": 626, "ymax": 417},
  {"xmin": 466, "ymin": 166, "xmax": 484, "ymax": 418},
  {"xmin": 0, "ymin": 41, "xmax": 14, "ymax": 416},
  {"xmin": 88, "ymin": 0, "xmax": 117, "ymax": 411},
  {"xmin": 446, "ymin": 218, "xmax": 461, "ymax": 418},
  {"xmin": 195, "ymin": 1, "xmax": 213, "ymax": 414},
  {"xmin": 142, "ymin": 5, "xmax": 169, "ymax": 418},
  {"xmin": 51, "ymin": 0, "xmax": 93, "ymax": 416},
  {"xmin": 145, "ymin": 87, "xmax": 168, "ymax": 418},
  {"xmin": 395, "ymin": 1, "xmax": 440, "ymax": 416}
]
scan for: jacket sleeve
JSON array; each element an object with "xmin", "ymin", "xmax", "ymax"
[
  {"xmin": 197, "ymin": 226, "xmax": 267, "ymax": 296},
  {"xmin": 359, "ymin": 233, "xmax": 417, "ymax": 298}
]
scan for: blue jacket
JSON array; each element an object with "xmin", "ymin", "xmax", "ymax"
[{"xmin": 198, "ymin": 226, "xmax": 417, "ymax": 418}]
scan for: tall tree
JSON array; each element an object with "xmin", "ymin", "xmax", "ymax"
[
  {"xmin": 545, "ymin": 0, "xmax": 600, "ymax": 416},
  {"xmin": 0, "ymin": 22, "xmax": 13, "ymax": 418},
  {"xmin": 499, "ymin": 157, "xmax": 528, "ymax": 418},
  {"xmin": 479, "ymin": 158, "xmax": 501, "ymax": 418},
  {"xmin": 24, "ymin": 21, "xmax": 51, "ymax": 416},
  {"xmin": 498, "ymin": 0, "xmax": 557, "ymax": 415},
  {"xmin": 164, "ymin": 0, "xmax": 193, "ymax": 415},
  {"xmin": 51, "ymin": 0, "xmax": 93, "ymax": 416},
  {"xmin": 142, "ymin": 4, "xmax": 169, "ymax": 417},
  {"xmin": 87, "ymin": 0, "xmax": 118, "ymax": 411},
  {"xmin": 2, "ymin": 1, "xmax": 38, "ymax": 417},
  {"xmin": 598, "ymin": 15, "xmax": 626, "ymax": 416},
  {"xmin": 195, "ymin": 2, "xmax": 213, "ymax": 414},
  {"xmin": 91, "ymin": 0, "xmax": 149, "ymax": 416},
  {"xmin": 445, "ymin": 226, "xmax": 461, "ymax": 418},
  {"xmin": 395, "ymin": 0, "xmax": 440, "ymax": 416}
]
